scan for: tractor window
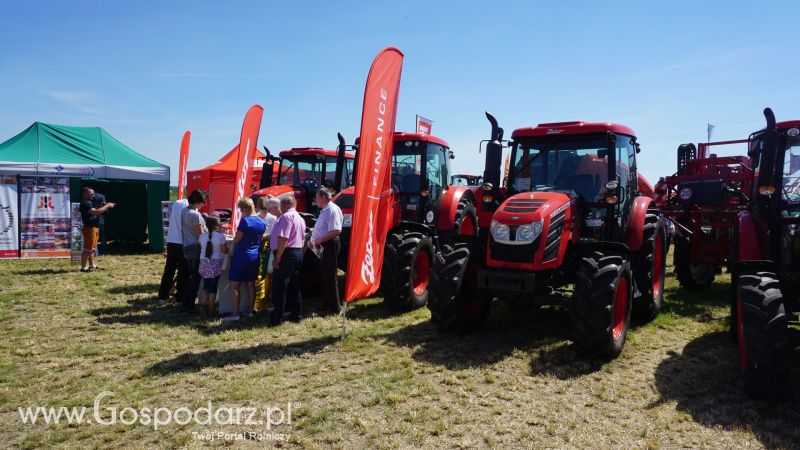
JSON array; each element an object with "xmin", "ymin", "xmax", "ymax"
[
  {"xmin": 615, "ymin": 135, "xmax": 634, "ymax": 202},
  {"xmin": 426, "ymin": 144, "xmax": 449, "ymax": 199},
  {"xmin": 513, "ymin": 137, "xmax": 609, "ymax": 201},
  {"xmin": 392, "ymin": 150, "xmax": 422, "ymax": 193},
  {"xmin": 323, "ymin": 156, "xmax": 338, "ymax": 188},
  {"xmin": 782, "ymin": 137, "xmax": 800, "ymax": 203}
]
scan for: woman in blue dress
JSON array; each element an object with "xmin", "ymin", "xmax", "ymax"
[{"xmin": 225, "ymin": 197, "xmax": 267, "ymax": 322}]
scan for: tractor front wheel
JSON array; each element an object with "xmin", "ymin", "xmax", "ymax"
[
  {"xmin": 383, "ymin": 230, "xmax": 434, "ymax": 310},
  {"xmin": 674, "ymin": 237, "xmax": 715, "ymax": 289},
  {"xmin": 570, "ymin": 250, "xmax": 632, "ymax": 358},
  {"xmin": 632, "ymin": 211, "xmax": 666, "ymax": 322},
  {"xmin": 736, "ymin": 272, "xmax": 789, "ymax": 400},
  {"xmin": 428, "ymin": 239, "xmax": 490, "ymax": 334}
]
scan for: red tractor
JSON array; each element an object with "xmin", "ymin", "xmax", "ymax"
[
  {"xmin": 428, "ymin": 114, "xmax": 666, "ymax": 358},
  {"xmin": 732, "ymin": 108, "xmax": 800, "ymax": 399},
  {"xmin": 654, "ymin": 140, "xmax": 753, "ymax": 289},
  {"xmin": 250, "ymin": 146, "xmax": 355, "ymax": 222},
  {"xmin": 333, "ymin": 132, "xmax": 479, "ymax": 309}
]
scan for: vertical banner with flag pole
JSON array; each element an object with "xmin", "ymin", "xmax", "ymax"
[
  {"xmin": 231, "ymin": 104, "xmax": 265, "ymax": 235},
  {"xmin": 345, "ymin": 47, "xmax": 404, "ymax": 303},
  {"xmin": 176, "ymin": 131, "xmax": 191, "ymax": 200},
  {"xmin": 416, "ymin": 115, "xmax": 433, "ymax": 136}
]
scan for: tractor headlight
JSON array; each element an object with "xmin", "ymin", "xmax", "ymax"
[
  {"xmin": 343, "ymin": 214, "xmax": 353, "ymax": 227},
  {"xmin": 490, "ymin": 219, "xmax": 510, "ymax": 241},
  {"xmin": 516, "ymin": 220, "xmax": 544, "ymax": 243}
]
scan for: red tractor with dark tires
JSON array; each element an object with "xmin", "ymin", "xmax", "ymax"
[
  {"xmin": 654, "ymin": 140, "xmax": 753, "ymax": 289},
  {"xmin": 732, "ymin": 107, "xmax": 800, "ymax": 400},
  {"xmin": 332, "ymin": 132, "xmax": 479, "ymax": 310},
  {"xmin": 428, "ymin": 114, "xmax": 667, "ymax": 358}
]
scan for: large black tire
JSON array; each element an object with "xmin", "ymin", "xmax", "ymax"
[
  {"xmin": 427, "ymin": 239, "xmax": 490, "ymax": 334},
  {"xmin": 570, "ymin": 251, "xmax": 633, "ymax": 358},
  {"xmin": 674, "ymin": 236, "xmax": 715, "ymax": 289},
  {"xmin": 382, "ymin": 230, "xmax": 434, "ymax": 310},
  {"xmin": 632, "ymin": 211, "xmax": 666, "ymax": 322},
  {"xmin": 736, "ymin": 272, "xmax": 789, "ymax": 400},
  {"xmin": 728, "ymin": 238, "xmax": 739, "ymax": 342}
]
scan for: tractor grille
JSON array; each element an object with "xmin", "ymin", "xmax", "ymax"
[
  {"xmin": 334, "ymin": 194, "xmax": 354, "ymax": 209},
  {"xmin": 543, "ymin": 209, "xmax": 566, "ymax": 261},
  {"xmin": 503, "ymin": 198, "xmax": 546, "ymax": 213},
  {"xmin": 489, "ymin": 236, "xmax": 539, "ymax": 263}
]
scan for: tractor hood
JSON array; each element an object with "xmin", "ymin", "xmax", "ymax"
[
  {"xmin": 250, "ymin": 185, "xmax": 294, "ymax": 198},
  {"xmin": 493, "ymin": 192, "xmax": 572, "ymax": 224}
]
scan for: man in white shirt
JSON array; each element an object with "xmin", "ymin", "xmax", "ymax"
[
  {"xmin": 310, "ymin": 187, "xmax": 343, "ymax": 314},
  {"xmin": 158, "ymin": 199, "xmax": 188, "ymax": 302}
]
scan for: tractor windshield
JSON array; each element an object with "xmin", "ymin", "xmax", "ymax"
[
  {"xmin": 278, "ymin": 156, "xmax": 324, "ymax": 188},
  {"xmin": 391, "ymin": 142, "xmax": 449, "ymax": 198},
  {"xmin": 512, "ymin": 135, "xmax": 634, "ymax": 202}
]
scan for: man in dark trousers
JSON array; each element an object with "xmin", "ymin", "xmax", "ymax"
[
  {"xmin": 179, "ymin": 189, "xmax": 207, "ymax": 312},
  {"xmin": 309, "ymin": 187, "xmax": 343, "ymax": 315},
  {"xmin": 91, "ymin": 190, "xmax": 108, "ymax": 254},
  {"xmin": 158, "ymin": 199, "xmax": 188, "ymax": 303}
]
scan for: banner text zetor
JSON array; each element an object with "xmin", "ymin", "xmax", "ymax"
[
  {"xmin": 231, "ymin": 105, "xmax": 264, "ymax": 235},
  {"xmin": 345, "ymin": 47, "xmax": 404, "ymax": 302}
]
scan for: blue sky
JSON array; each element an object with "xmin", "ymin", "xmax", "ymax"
[{"xmin": 1, "ymin": 1, "xmax": 798, "ymax": 185}]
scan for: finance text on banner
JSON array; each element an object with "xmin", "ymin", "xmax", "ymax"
[
  {"xmin": 177, "ymin": 131, "xmax": 191, "ymax": 200},
  {"xmin": 231, "ymin": 105, "xmax": 265, "ymax": 235},
  {"xmin": 345, "ymin": 47, "xmax": 404, "ymax": 302},
  {"xmin": 0, "ymin": 175, "xmax": 19, "ymax": 259}
]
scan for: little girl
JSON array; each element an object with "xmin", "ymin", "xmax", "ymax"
[{"xmin": 199, "ymin": 215, "xmax": 227, "ymax": 316}]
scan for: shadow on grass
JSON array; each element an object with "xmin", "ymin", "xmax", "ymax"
[
  {"xmin": 14, "ymin": 268, "xmax": 73, "ymax": 276},
  {"xmin": 106, "ymin": 283, "xmax": 160, "ymax": 295},
  {"xmin": 381, "ymin": 302, "xmax": 605, "ymax": 376},
  {"xmin": 146, "ymin": 335, "xmax": 338, "ymax": 375},
  {"xmin": 653, "ymin": 331, "xmax": 800, "ymax": 448},
  {"xmin": 660, "ymin": 279, "xmax": 731, "ymax": 321}
]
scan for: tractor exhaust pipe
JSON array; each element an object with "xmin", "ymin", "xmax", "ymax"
[
  {"xmin": 333, "ymin": 132, "xmax": 347, "ymax": 192},
  {"xmin": 259, "ymin": 145, "xmax": 274, "ymax": 189},
  {"xmin": 483, "ymin": 112, "xmax": 503, "ymax": 190}
]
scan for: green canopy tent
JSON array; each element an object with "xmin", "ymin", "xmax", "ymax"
[{"xmin": 0, "ymin": 122, "xmax": 170, "ymax": 252}]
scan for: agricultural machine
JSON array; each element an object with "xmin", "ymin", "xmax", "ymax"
[
  {"xmin": 732, "ymin": 107, "xmax": 800, "ymax": 400},
  {"xmin": 654, "ymin": 140, "xmax": 753, "ymax": 289},
  {"xmin": 333, "ymin": 132, "xmax": 479, "ymax": 309},
  {"xmin": 251, "ymin": 145, "xmax": 354, "ymax": 222},
  {"xmin": 452, "ymin": 174, "xmax": 483, "ymax": 186},
  {"xmin": 427, "ymin": 114, "xmax": 666, "ymax": 358}
]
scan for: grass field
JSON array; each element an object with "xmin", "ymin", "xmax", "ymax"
[{"xmin": 1, "ymin": 254, "xmax": 799, "ymax": 449}]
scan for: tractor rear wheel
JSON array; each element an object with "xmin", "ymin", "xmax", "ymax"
[
  {"xmin": 428, "ymin": 239, "xmax": 490, "ymax": 334},
  {"xmin": 736, "ymin": 272, "xmax": 789, "ymax": 400},
  {"xmin": 570, "ymin": 250, "xmax": 632, "ymax": 358},
  {"xmin": 632, "ymin": 211, "xmax": 666, "ymax": 322},
  {"xmin": 674, "ymin": 237, "xmax": 715, "ymax": 289},
  {"xmin": 382, "ymin": 230, "xmax": 434, "ymax": 310}
]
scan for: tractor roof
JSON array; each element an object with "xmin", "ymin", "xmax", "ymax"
[
  {"xmin": 777, "ymin": 120, "xmax": 800, "ymax": 130},
  {"xmin": 511, "ymin": 121, "xmax": 637, "ymax": 139},
  {"xmin": 355, "ymin": 132, "xmax": 450, "ymax": 148},
  {"xmin": 277, "ymin": 147, "xmax": 353, "ymax": 158}
]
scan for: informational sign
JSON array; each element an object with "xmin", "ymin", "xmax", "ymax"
[
  {"xmin": 19, "ymin": 177, "xmax": 71, "ymax": 258},
  {"xmin": 70, "ymin": 202, "xmax": 82, "ymax": 264},
  {"xmin": 416, "ymin": 115, "xmax": 433, "ymax": 136},
  {"xmin": 161, "ymin": 200, "xmax": 172, "ymax": 249},
  {"xmin": 0, "ymin": 175, "xmax": 19, "ymax": 259}
]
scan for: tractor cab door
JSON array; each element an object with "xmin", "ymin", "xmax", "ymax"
[{"xmin": 391, "ymin": 141, "xmax": 450, "ymax": 225}]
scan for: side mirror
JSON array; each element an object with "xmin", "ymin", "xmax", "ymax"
[
  {"xmin": 598, "ymin": 149, "xmax": 608, "ymax": 158},
  {"xmin": 449, "ymin": 150, "xmax": 455, "ymax": 160},
  {"xmin": 635, "ymin": 143, "xmax": 641, "ymax": 154}
]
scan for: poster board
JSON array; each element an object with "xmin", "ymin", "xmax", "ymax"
[
  {"xmin": 0, "ymin": 175, "xmax": 19, "ymax": 258},
  {"xmin": 70, "ymin": 202, "xmax": 83, "ymax": 264},
  {"xmin": 161, "ymin": 201, "xmax": 171, "ymax": 251},
  {"xmin": 19, "ymin": 177, "xmax": 71, "ymax": 258}
]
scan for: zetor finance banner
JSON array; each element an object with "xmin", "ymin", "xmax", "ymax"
[
  {"xmin": 0, "ymin": 175, "xmax": 19, "ymax": 259},
  {"xmin": 19, "ymin": 177, "xmax": 71, "ymax": 258}
]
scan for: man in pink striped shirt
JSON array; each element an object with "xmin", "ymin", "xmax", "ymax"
[{"xmin": 269, "ymin": 195, "xmax": 307, "ymax": 325}]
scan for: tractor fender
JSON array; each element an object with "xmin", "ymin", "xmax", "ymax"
[
  {"xmin": 737, "ymin": 211, "xmax": 763, "ymax": 261},
  {"xmin": 624, "ymin": 196, "xmax": 655, "ymax": 252},
  {"xmin": 435, "ymin": 185, "xmax": 476, "ymax": 230},
  {"xmin": 394, "ymin": 221, "xmax": 435, "ymax": 239}
]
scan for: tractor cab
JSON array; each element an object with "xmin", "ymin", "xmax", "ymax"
[
  {"xmin": 251, "ymin": 147, "xmax": 354, "ymax": 215},
  {"xmin": 495, "ymin": 121, "xmax": 640, "ymax": 253},
  {"xmin": 391, "ymin": 133, "xmax": 453, "ymax": 224},
  {"xmin": 452, "ymin": 174, "xmax": 483, "ymax": 186}
]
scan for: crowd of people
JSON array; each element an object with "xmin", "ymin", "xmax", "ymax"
[{"xmin": 157, "ymin": 187, "xmax": 343, "ymax": 326}]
